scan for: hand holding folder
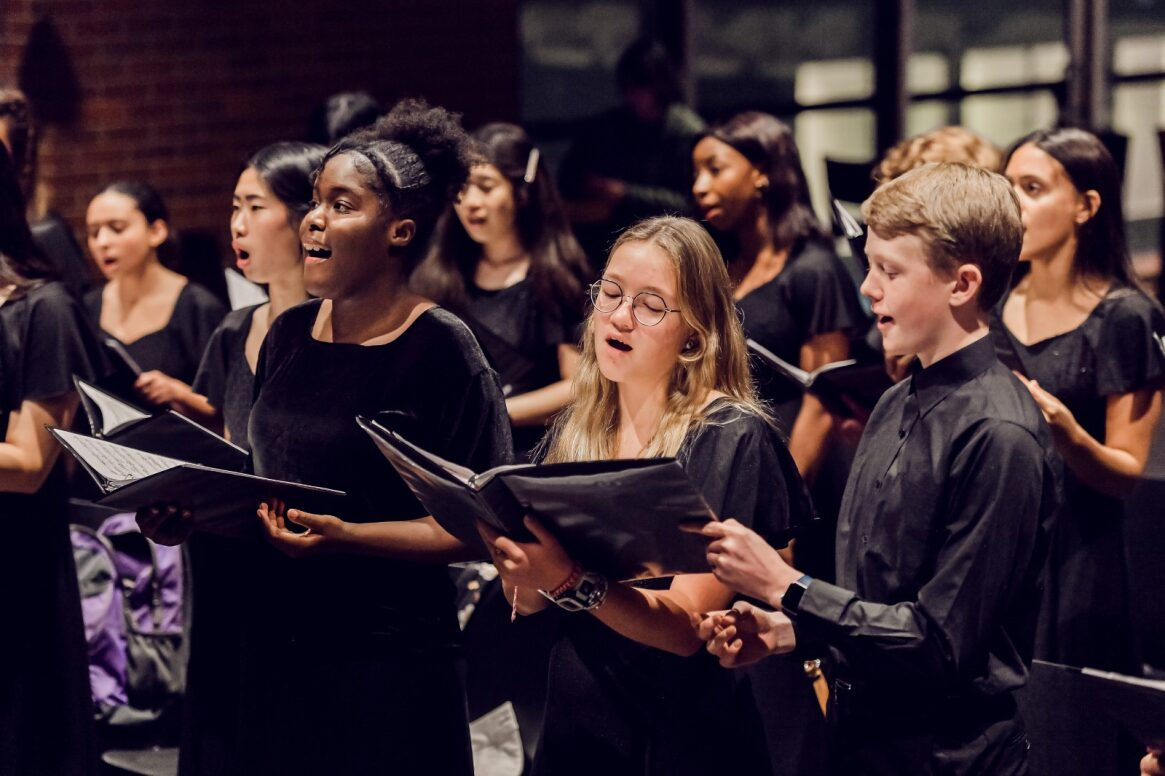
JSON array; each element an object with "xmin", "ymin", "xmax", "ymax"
[
  {"xmin": 51, "ymin": 428, "xmax": 346, "ymax": 539},
  {"xmin": 357, "ymin": 416, "xmax": 730, "ymax": 580},
  {"xmin": 74, "ymin": 376, "xmax": 247, "ymax": 471}
]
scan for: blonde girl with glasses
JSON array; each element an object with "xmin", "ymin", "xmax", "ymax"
[{"xmin": 481, "ymin": 216, "xmax": 812, "ymax": 776}]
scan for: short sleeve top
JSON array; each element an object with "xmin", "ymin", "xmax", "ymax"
[
  {"xmin": 247, "ymin": 301, "xmax": 513, "ymax": 649},
  {"xmin": 84, "ymin": 282, "xmax": 228, "ymax": 384},
  {"xmin": 192, "ymin": 305, "xmax": 259, "ymax": 449},
  {"xmin": 736, "ymin": 239, "xmax": 864, "ymax": 423},
  {"xmin": 991, "ymin": 284, "xmax": 1165, "ymax": 444}
]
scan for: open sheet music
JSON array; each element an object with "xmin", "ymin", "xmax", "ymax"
[
  {"xmin": 52, "ymin": 428, "xmax": 345, "ymax": 538},
  {"xmin": 74, "ymin": 377, "xmax": 248, "ymax": 471}
]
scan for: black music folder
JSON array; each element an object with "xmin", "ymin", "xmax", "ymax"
[
  {"xmin": 747, "ymin": 339, "xmax": 891, "ymax": 417},
  {"xmin": 74, "ymin": 377, "xmax": 248, "ymax": 472},
  {"xmin": 358, "ymin": 416, "xmax": 720, "ymax": 580},
  {"xmin": 51, "ymin": 428, "xmax": 345, "ymax": 538}
]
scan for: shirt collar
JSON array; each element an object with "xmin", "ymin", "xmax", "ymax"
[{"xmin": 908, "ymin": 335, "xmax": 997, "ymax": 415}]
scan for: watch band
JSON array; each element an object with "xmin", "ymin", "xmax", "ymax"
[
  {"xmin": 540, "ymin": 570, "xmax": 608, "ymax": 612},
  {"xmin": 780, "ymin": 574, "xmax": 813, "ymax": 615}
]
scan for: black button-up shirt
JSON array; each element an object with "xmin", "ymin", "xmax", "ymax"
[{"xmin": 797, "ymin": 336, "xmax": 1058, "ymax": 702}]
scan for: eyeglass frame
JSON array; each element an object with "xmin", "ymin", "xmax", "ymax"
[{"xmin": 588, "ymin": 277, "xmax": 682, "ymax": 327}]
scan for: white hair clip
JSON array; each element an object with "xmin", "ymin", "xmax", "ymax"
[{"xmin": 523, "ymin": 147, "xmax": 540, "ymax": 185}]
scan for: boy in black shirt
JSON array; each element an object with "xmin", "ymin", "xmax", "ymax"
[{"xmin": 700, "ymin": 163, "xmax": 1058, "ymax": 775}]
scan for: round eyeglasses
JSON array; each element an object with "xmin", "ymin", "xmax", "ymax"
[{"xmin": 588, "ymin": 278, "xmax": 681, "ymax": 327}]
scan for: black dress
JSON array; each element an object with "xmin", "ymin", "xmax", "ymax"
[
  {"xmin": 0, "ymin": 281, "xmax": 102, "ymax": 776},
  {"xmin": 991, "ymin": 284, "xmax": 1165, "ymax": 673},
  {"xmin": 735, "ymin": 238, "xmax": 863, "ymax": 776},
  {"xmin": 236, "ymin": 301, "xmax": 511, "ymax": 776},
  {"xmin": 533, "ymin": 399, "xmax": 812, "ymax": 776},
  {"xmin": 463, "ymin": 278, "xmax": 584, "ymax": 460},
  {"xmin": 84, "ymin": 282, "xmax": 227, "ymax": 387},
  {"xmin": 178, "ymin": 304, "xmax": 259, "ymax": 776}
]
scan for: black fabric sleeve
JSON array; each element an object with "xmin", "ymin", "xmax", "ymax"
[
  {"xmin": 1096, "ymin": 290, "xmax": 1165, "ymax": 396},
  {"xmin": 795, "ymin": 419, "xmax": 1044, "ymax": 686},
  {"xmin": 430, "ymin": 366, "xmax": 514, "ymax": 473},
  {"xmin": 784, "ymin": 244, "xmax": 862, "ymax": 341},
  {"xmin": 20, "ymin": 284, "xmax": 105, "ymax": 403},
  {"xmin": 192, "ymin": 321, "xmax": 231, "ymax": 409},
  {"xmin": 176, "ymin": 285, "xmax": 228, "ymax": 381},
  {"xmin": 680, "ymin": 408, "xmax": 809, "ymax": 545}
]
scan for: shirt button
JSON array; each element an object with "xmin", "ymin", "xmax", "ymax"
[
  {"xmin": 898, "ymin": 428, "xmax": 906, "ymax": 438},
  {"xmin": 862, "ymin": 534, "xmax": 869, "ymax": 544},
  {"xmin": 874, "ymin": 480, "xmax": 881, "ymax": 489}
]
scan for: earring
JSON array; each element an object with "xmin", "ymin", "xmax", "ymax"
[{"xmin": 683, "ymin": 337, "xmax": 699, "ymax": 353}]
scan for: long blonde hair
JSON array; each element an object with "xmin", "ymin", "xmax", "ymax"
[{"xmin": 544, "ymin": 216, "xmax": 765, "ymax": 463}]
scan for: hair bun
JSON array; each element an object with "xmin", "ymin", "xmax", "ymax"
[{"xmin": 370, "ymin": 98, "xmax": 473, "ymax": 205}]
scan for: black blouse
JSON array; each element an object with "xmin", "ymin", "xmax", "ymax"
[
  {"xmin": 192, "ymin": 304, "xmax": 259, "ymax": 450},
  {"xmin": 463, "ymin": 278, "xmax": 584, "ymax": 457},
  {"xmin": 990, "ymin": 285, "xmax": 1165, "ymax": 673},
  {"xmin": 736, "ymin": 239, "xmax": 864, "ymax": 428},
  {"xmin": 247, "ymin": 300, "xmax": 513, "ymax": 648},
  {"xmin": 0, "ymin": 281, "xmax": 102, "ymax": 776},
  {"xmin": 84, "ymin": 282, "xmax": 227, "ymax": 385},
  {"xmin": 534, "ymin": 399, "xmax": 811, "ymax": 776}
]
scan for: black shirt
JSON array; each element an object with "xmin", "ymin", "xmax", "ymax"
[
  {"xmin": 736, "ymin": 239, "xmax": 864, "ymax": 430},
  {"xmin": 463, "ymin": 278, "xmax": 584, "ymax": 459},
  {"xmin": 0, "ymin": 282, "xmax": 102, "ymax": 776},
  {"xmin": 796, "ymin": 336, "xmax": 1058, "ymax": 701},
  {"xmin": 192, "ymin": 304, "xmax": 259, "ymax": 450},
  {"xmin": 991, "ymin": 285, "xmax": 1165, "ymax": 673},
  {"xmin": 84, "ymin": 282, "xmax": 227, "ymax": 385},
  {"xmin": 232, "ymin": 301, "xmax": 511, "ymax": 776},
  {"xmin": 535, "ymin": 399, "xmax": 811, "ymax": 776}
]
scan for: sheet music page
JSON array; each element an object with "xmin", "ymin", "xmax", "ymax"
[
  {"xmin": 55, "ymin": 429, "xmax": 183, "ymax": 486},
  {"xmin": 76, "ymin": 380, "xmax": 149, "ymax": 433}
]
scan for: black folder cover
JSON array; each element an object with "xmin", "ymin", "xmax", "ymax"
[
  {"xmin": 74, "ymin": 377, "xmax": 248, "ymax": 472},
  {"xmin": 358, "ymin": 416, "xmax": 716, "ymax": 580},
  {"xmin": 51, "ymin": 428, "xmax": 345, "ymax": 538},
  {"xmin": 747, "ymin": 339, "xmax": 891, "ymax": 417}
]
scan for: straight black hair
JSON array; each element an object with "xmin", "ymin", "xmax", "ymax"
[
  {"xmin": 247, "ymin": 141, "xmax": 327, "ymax": 229},
  {"xmin": 703, "ymin": 111, "xmax": 829, "ymax": 255},
  {"xmin": 413, "ymin": 122, "xmax": 589, "ymax": 317},
  {"xmin": 1007, "ymin": 127, "xmax": 1135, "ymax": 287}
]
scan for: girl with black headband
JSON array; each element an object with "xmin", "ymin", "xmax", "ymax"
[{"xmin": 148, "ymin": 100, "xmax": 511, "ymax": 775}]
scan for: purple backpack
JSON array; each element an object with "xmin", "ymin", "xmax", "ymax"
[{"xmin": 70, "ymin": 512, "xmax": 186, "ymax": 726}]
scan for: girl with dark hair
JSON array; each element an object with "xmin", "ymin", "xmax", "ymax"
[
  {"xmin": 993, "ymin": 127, "xmax": 1165, "ymax": 673},
  {"xmin": 136, "ymin": 142, "xmax": 322, "ymax": 776},
  {"xmin": 192, "ymin": 99, "xmax": 511, "ymax": 775},
  {"xmin": 0, "ymin": 140, "xmax": 101, "ymax": 776},
  {"xmin": 155, "ymin": 142, "xmax": 324, "ymax": 440},
  {"xmin": 692, "ymin": 111, "xmax": 863, "ymax": 776},
  {"xmin": 413, "ymin": 122, "xmax": 590, "ymax": 459},
  {"xmin": 84, "ymin": 180, "xmax": 227, "ymax": 404},
  {"xmin": 693, "ymin": 112, "xmax": 863, "ymax": 480}
]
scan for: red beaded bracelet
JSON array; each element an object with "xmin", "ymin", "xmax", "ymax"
[{"xmin": 546, "ymin": 563, "xmax": 583, "ymax": 598}]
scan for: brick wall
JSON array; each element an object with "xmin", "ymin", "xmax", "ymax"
[{"xmin": 2, "ymin": 0, "xmax": 519, "ymax": 267}]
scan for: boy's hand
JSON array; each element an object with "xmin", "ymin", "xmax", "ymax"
[
  {"xmin": 698, "ymin": 601, "xmax": 797, "ymax": 668},
  {"xmin": 702, "ymin": 519, "xmax": 802, "ymax": 607}
]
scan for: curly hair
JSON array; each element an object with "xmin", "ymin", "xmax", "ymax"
[
  {"xmin": 875, "ymin": 126, "xmax": 1002, "ymax": 183},
  {"xmin": 320, "ymin": 98, "xmax": 474, "ymax": 270}
]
